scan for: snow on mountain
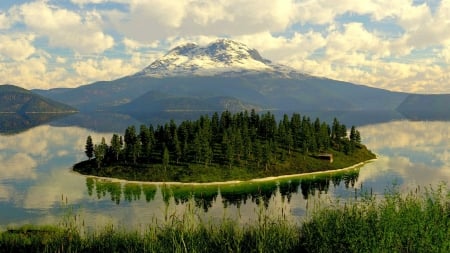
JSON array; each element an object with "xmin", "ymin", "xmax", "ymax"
[{"xmin": 134, "ymin": 39, "xmax": 308, "ymax": 79}]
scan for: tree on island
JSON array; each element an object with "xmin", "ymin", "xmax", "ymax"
[
  {"xmin": 85, "ymin": 136, "xmax": 94, "ymax": 160},
  {"xmin": 79, "ymin": 110, "xmax": 371, "ymax": 177}
]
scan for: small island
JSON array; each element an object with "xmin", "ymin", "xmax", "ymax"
[{"xmin": 74, "ymin": 110, "xmax": 375, "ymax": 183}]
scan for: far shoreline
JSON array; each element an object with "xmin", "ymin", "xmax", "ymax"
[{"xmin": 72, "ymin": 158, "xmax": 377, "ymax": 187}]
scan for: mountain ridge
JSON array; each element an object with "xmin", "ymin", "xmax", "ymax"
[
  {"xmin": 134, "ymin": 39, "xmax": 309, "ymax": 79},
  {"xmin": 31, "ymin": 39, "xmax": 448, "ymax": 117},
  {"xmin": 0, "ymin": 84, "xmax": 77, "ymax": 114}
]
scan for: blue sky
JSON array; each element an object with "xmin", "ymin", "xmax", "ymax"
[{"xmin": 0, "ymin": 0, "xmax": 449, "ymax": 93}]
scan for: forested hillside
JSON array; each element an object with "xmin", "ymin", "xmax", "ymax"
[{"xmin": 0, "ymin": 84, "xmax": 76, "ymax": 113}]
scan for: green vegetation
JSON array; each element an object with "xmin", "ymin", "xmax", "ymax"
[
  {"xmin": 300, "ymin": 184, "xmax": 450, "ymax": 252},
  {"xmin": 74, "ymin": 110, "xmax": 375, "ymax": 182},
  {"xmin": 2, "ymin": 185, "xmax": 450, "ymax": 252},
  {"xmin": 0, "ymin": 84, "xmax": 76, "ymax": 114}
]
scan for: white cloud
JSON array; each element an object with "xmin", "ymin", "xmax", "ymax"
[
  {"xmin": 71, "ymin": 0, "xmax": 110, "ymax": 5},
  {"xmin": 326, "ymin": 23, "xmax": 390, "ymax": 59},
  {"xmin": 0, "ymin": 34, "xmax": 36, "ymax": 61},
  {"xmin": 0, "ymin": 12, "xmax": 12, "ymax": 29},
  {"xmin": 234, "ymin": 31, "xmax": 327, "ymax": 61},
  {"xmin": 72, "ymin": 57, "xmax": 141, "ymax": 81},
  {"xmin": 19, "ymin": 1, "xmax": 114, "ymax": 54},
  {"xmin": 0, "ymin": 0, "xmax": 449, "ymax": 93},
  {"xmin": 107, "ymin": 0, "xmax": 298, "ymax": 41}
]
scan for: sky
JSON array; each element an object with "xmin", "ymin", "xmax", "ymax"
[{"xmin": 0, "ymin": 0, "xmax": 449, "ymax": 94}]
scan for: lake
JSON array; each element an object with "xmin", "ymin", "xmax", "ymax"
[{"xmin": 0, "ymin": 112, "xmax": 449, "ymax": 230}]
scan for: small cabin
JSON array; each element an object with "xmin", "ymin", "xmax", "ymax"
[{"xmin": 317, "ymin": 153, "xmax": 333, "ymax": 163}]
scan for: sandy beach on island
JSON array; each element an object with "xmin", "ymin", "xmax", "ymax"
[{"xmin": 73, "ymin": 158, "xmax": 377, "ymax": 187}]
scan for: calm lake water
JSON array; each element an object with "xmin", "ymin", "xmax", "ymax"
[{"xmin": 0, "ymin": 112, "xmax": 449, "ymax": 230}]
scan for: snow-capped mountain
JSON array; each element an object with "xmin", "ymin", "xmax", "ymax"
[
  {"xmin": 35, "ymin": 39, "xmax": 412, "ymax": 115},
  {"xmin": 135, "ymin": 39, "xmax": 307, "ymax": 79}
]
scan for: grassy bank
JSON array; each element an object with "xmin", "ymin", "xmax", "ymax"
[
  {"xmin": 74, "ymin": 145, "xmax": 375, "ymax": 183},
  {"xmin": 2, "ymin": 185, "xmax": 450, "ymax": 252}
]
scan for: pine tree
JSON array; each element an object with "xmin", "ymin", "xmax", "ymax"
[
  {"xmin": 173, "ymin": 133, "xmax": 182, "ymax": 164},
  {"xmin": 139, "ymin": 125, "xmax": 152, "ymax": 161},
  {"xmin": 355, "ymin": 130, "xmax": 361, "ymax": 144},
  {"xmin": 162, "ymin": 146, "xmax": 170, "ymax": 170},
  {"xmin": 124, "ymin": 126, "xmax": 139, "ymax": 164},
  {"xmin": 262, "ymin": 141, "xmax": 273, "ymax": 171},
  {"xmin": 93, "ymin": 137, "xmax": 108, "ymax": 168},
  {"xmin": 110, "ymin": 134, "xmax": 122, "ymax": 161},
  {"xmin": 85, "ymin": 135, "xmax": 94, "ymax": 160},
  {"xmin": 222, "ymin": 130, "xmax": 234, "ymax": 168}
]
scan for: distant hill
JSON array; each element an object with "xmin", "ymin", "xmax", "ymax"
[
  {"xmin": 0, "ymin": 84, "xmax": 77, "ymax": 114},
  {"xmin": 397, "ymin": 94, "xmax": 450, "ymax": 120},
  {"xmin": 34, "ymin": 39, "xmax": 445, "ymax": 115},
  {"xmin": 115, "ymin": 90, "xmax": 262, "ymax": 113}
]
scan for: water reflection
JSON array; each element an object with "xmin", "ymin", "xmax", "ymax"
[
  {"xmin": 357, "ymin": 120, "xmax": 450, "ymax": 193},
  {"xmin": 85, "ymin": 169, "xmax": 359, "ymax": 211},
  {"xmin": 48, "ymin": 110, "xmax": 409, "ymax": 133},
  {"xmin": 0, "ymin": 118, "xmax": 449, "ymax": 231},
  {"xmin": 0, "ymin": 113, "xmax": 74, "ymax": 134},
  {"xmin": 50, "ymin": 112, "xmax": 143, "ymax": 133}
]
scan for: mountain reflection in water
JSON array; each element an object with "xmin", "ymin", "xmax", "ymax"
[
  {"xmin": 85, "ymin": 169, "xmax": 359, "ymax": 212},
  {"xmin": 0, "ymin": 113, "xmax": 74, "ymax": 135}
]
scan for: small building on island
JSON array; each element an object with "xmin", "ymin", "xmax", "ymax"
[{"xmin": 316, "ymin": 153, "xmax": 334, "ymax": 163}]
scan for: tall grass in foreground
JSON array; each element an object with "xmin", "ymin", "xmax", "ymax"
[
  {"xmin": 1, "ymin": 185, "xmax": 450, "ymax": 252},
  {"xmin": 0, "ymin": 201, "xmax": 299, "ymax": 253},
  {"xmin": 300, "ymin": 184, "xmax": 450, "ymax": 252}
]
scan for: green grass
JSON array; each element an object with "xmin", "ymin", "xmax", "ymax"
[
  {"xmin": 3, "ymin": 184, "xmax": 450, "ymax": 252},
  {"xmin": 74, "ymin": 145, "xmax": 375, "ymax": 183},
  {"xmin": 300, "ymin": 184, "xmax": 450, "ymax": 252}
]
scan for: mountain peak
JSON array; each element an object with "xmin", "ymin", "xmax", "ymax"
[{"xmin": 134, "ymin": 39, "xmax": 306, "ymax": 78}]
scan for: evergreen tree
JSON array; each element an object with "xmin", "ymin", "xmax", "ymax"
[
  {"xmin": 253, "ymin": 139, "xmax": 263, "ymax": 169},
  {"xmin": 110, "ymin": 134, "xmax": 122, "ymax": 161},
  {"xmin": 139, "ymin": 125, "xmax": 152, "ymax": 161},
  {"xmin": 222, "ymin": 130, "xmax": 234, "ymax": 168},
  {"xmin": 82, "ymin": 110, "xmax": 369, "ymax": 174},
  {"xmin": 355, "ymin": 130, "xmax": 361, "ymax": 143},
  {"xmin": 262, "ymin": 141, "xmax": 273, "ymax": 171},
  {"xmin": 233, "ymin": 128, "xmax": 243, "ymax": 162},
  {"xmin": 211, "ymin": 112, "xmax": 220, "ymax": 142},
  {"xmin": 318, "ymin": 122, "xmax": 331, "ymax": 151},
  {"xmin": 93, "ymin": 137, "xmax": 108, "ymax": 169},
  {"xmin": 291, "ymin": 113, "xmax": 302, "ymax": 150},
  {"xmin": 173, "ymin": 133, "xmax": 182, "ymax": 164},
  {"xmin": 350, "ymin": 126, "xmax": 361, "ymax": 144},
  {"xmin": 162, "ymin": 146, "xmax": 170, "ymax": 171},
  {"xmin": 331, "ymin": 118, "xmax": 340, "ymax": 140},
  {"xmin": 85, "ymin": 135, "xmax": 94, "ymax": 160},
  {"xmin": 124, "ymin": 126, "xmax": 139, "ymax": 164}
]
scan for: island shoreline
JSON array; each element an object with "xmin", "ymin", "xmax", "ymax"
[{"xmin": 71, "ymin": 158, "xmax": 377, "ymax": 186}]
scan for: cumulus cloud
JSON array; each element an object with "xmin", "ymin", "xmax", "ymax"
[
  {"xmin": 0, "ymin": 0, "xmax": 449, "ymax": 93},
  {"xmin": 0, "ymin": 12, "xmax": 12, "ymax": 29},
  {"xmin": 0, "ymin": 34, "xmax": 36, "ymax": 61},
  {"xmin": 71, "ymin": 0, "xmax": 110, "ymax": 5},
  {"xmin": 235, "ymin": 31, "xmax": 327, "ymax": 60},
  {"xmin": 72, "ymin": 57, "xmax": 143, "ymax": 81},
  {"xmin": 106, "ymin": 0, "xmax": 298, "ymax": 41},
  {"xmin": 19, "ymin": 1, "xmax": 114, "ymax": 54}
]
